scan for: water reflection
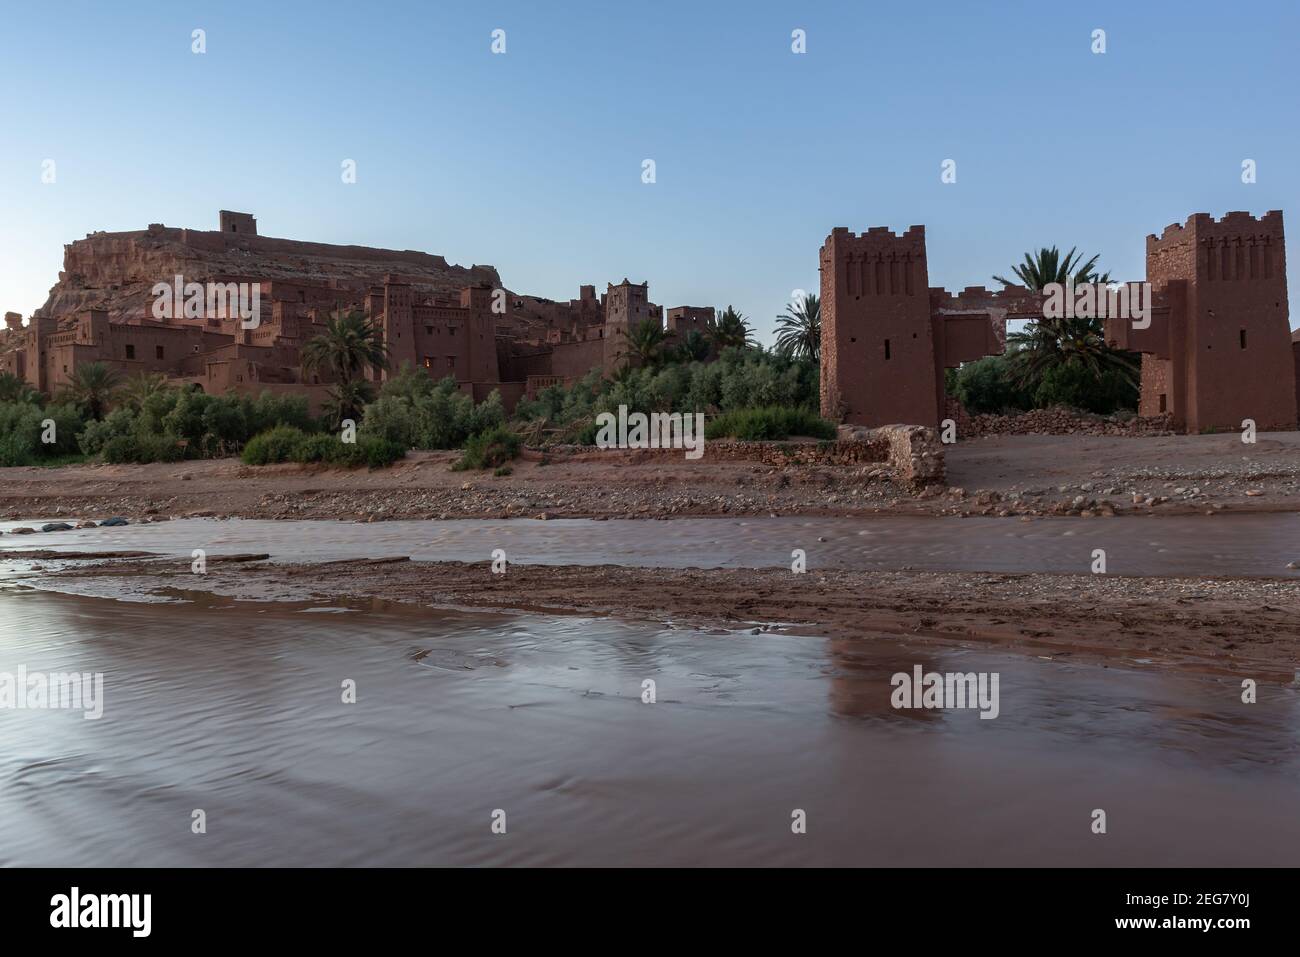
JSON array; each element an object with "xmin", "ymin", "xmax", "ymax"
[{"xmin": 2, "ymin": 586, "xmax": 1299, "ymax": 866}]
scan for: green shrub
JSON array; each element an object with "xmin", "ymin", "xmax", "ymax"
[
  {"xmin": 1032, "ymin": 362, "xmax": 1137, "ymax": 415},
  {"xmin": 102, "ymin": 432, "xmax": 184, "ymax": 464},
  {"xmin": 290, "ymin": 433, "xmax": 339, "ymax": 464},
  {"xmin": 453, "ymin": 426, "xmax": 521, "ymax": 471},
  {"xmin": 79, "ymin": 407, "xmax": 139, "ymax": 456},
  {"xmin": 493, "ymin": 465, "xmax": 513, "ymax": 477},
  {"xmin": 242, "ymin": 426, "xmax": 404, "ymax": 469},
  {"xmin": 705, "ymin": 406, "xmax": 836, "ymax": 441},
  {"xmin": 952, "ymin": 354, "xmax": 1032, "ymax": 415},
  {"xmin": 241, "ymin": 425, "xmax": 307, "ymax": 465},
  {"xmin": 360, "ymin": 375, "xmax": 501, "ymax": 452},
  {"xmin": 358, "ymin": 436, "xmax": 405, "ymax": 468},
  {"xmin": 0, "ymin": 400, "xmax": 87, "ymax": 465}
]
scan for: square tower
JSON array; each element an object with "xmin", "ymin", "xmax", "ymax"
[
  {"xmin": 819, "ymin": 225, "xmax": 935, "ymax": 425},
  {"xmin": 218, "ymin": 210, "xmax": 258, "ymax": 236},
  {"xmin": 1144, "ymin": 211, "xmax": 1293, "ymax": 431}
]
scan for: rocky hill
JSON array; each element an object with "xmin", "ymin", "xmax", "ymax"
[{"xmin": 34, "ymin": 222, "xmax": 509, "ymax": 328}]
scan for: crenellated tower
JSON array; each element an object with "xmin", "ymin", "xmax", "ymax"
[{"xmin": 819, "ymin": 225, "xmax": 935, "ymax": 425}]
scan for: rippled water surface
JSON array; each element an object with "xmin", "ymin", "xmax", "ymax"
[
  {"xmin": 3, "ymin": 583, "xmax": 1299, "ymax": 866},
  {"xmin": 3, "ymin": 512, "xmax": 1299, "ymax": 577}
]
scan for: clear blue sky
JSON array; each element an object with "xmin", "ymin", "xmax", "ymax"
[{"xmin": 2, "ymin": 0, "xmax": 1297, "ymax": 341}]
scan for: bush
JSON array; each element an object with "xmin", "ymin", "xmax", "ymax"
[
  {"xmin": 360, "ymin": 375, "xmax": 501, "ymax": 451},
  {"xmin": 359, "ymin": 436, "xmax": 406, "ymax": 468},
  {"xmin": 102, "ymin": 432, "xmax": 184, "ymax": 464},
  {"xmin": 242, "ymin": 426, "xmax": 405, "ymax": 469},
  {"xmin": 0, "ymin": 400, "xmax": 87, "ymax": 465},
  {"xmin": 705, "ymin": 406, "xmax": 836, "ymax": 441},
  {"xmin": 1032, "ymin": 362, "xmax": 1137, "ymax": 415},
  {"xmin": 80, "ymin": 407, "xmax": 139, "ymax": 456},
  {"xmin": 290, "ymin": 433, "xmax": 339, "ymax": 464},
  {"xmin": 952, "ymin": 354, "xmax": 1032, "ymax": 415},
  {"xmin": 453, "ymin": 426, "xmax": 521, "ymax": 471},
  {"xmin": 241, "ymin": 426, "xmax": 307, "ymax": 465},
  {"xmin": 509, "ymin": 350, "xmax": 821, "ymax": 440}
]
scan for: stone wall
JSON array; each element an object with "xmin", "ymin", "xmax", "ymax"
[
  {"xmin": 528, "ymin": 426, "xmax": 943, "ymax": 488},
  {"xmin": 944, "ymin": 399, "xmax": 1176, "ymax": 437}
]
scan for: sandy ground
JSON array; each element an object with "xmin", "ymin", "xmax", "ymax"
[
  {"xmin": 2, "ymin": 432, "xmax": 1300, "ymax": 522},
  {"xmin": 26, "ymin": 553, "xmax": 1300, "ymax": 681}
]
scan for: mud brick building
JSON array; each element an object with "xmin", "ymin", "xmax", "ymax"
[
  {"xmin": 1, "ymin": 213, "xmax": 723, "ymax": 413},
  {"xmin": 822, "ymin": 211, "xmax": 1297, "ymax": 433},
  {"xmin": 1105, "ymin": 211, "xmax": 1294, "ymax": 432}
]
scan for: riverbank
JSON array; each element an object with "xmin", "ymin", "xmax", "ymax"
[{"xmin": 2, "ymin": 431, "xmax": 1300, "ymax": 522}]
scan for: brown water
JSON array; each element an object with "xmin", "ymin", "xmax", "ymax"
[
  {"xmin": 3, "ymin": 512, "xmax": 1299, "ymax": 577},
  {"xmin": 3, "ymin": 580, "xmax": 1299, "ymax": 866}
]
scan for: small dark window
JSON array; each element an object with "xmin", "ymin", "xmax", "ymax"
[
  {"xmin": 1159, "ymin": 394, "xmax": 1167, "ymax": 413},
  {"xmin": 156, "ymin": 345, "xmax": 165, "ymax": 359},
  {"xmin": 447, "ymin": 356, "xmax": 456, "ymax": 368},
  {"xmin": 850, "ymin": 336, "xmax": 856, "ymax": 344},
  {"xmin": 884, "ymin": 339, "xmax": 891, "ymax": 360},
  {"xmin": 425, "ymin": 326, "xmax": 433, "ymax": 336},
  {"xmin": 1239, "ymin": 329, "xmax": 1247, "ymax": 349},
  {"xmin": 125, "ymin": 344, "xmax": 135, "ymax": 360}
]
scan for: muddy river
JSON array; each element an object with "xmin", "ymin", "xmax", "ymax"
[
  {"xmin": 3, "ymin": 512, "xmax": 1299, "ymax": 577},
  {"xmin": 2, "ymin": 571, "xmax": 1298, "ymax": 866}
]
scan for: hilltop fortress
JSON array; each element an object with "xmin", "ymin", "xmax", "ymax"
[{"xmin": 0, "ymin": 211, "xmax": 715, "ymax": 410}]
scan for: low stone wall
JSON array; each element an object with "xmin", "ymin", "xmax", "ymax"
[
  {"xmin": 945, "ymin": 400, "xmax": 1175, "ymax": 438},
  {"xmin": 525, "ymin": 426, "xmax": 943, "ymax": 488},
  {"xmin": 527, "ymin": 439, "xmax": 889, "ymax": 468},
  {"xmin": 946, "ymin": 397, "xmax": 1180, "ymax": 434}
]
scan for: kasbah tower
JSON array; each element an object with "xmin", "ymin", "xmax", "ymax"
[
  {"xmin": 818, "ymin": 225, "xmax": 938, "ymax": 426},
  {"xmin": 1139, "ymin": 211, "xmax": 1292, "ymax": 432}
]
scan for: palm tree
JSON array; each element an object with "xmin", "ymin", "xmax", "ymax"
[
  {"xmin": 0, "ymin": 372, "xmax": 39, "ymax": 404},
  {"xmin": 708, "ymin": 306, "xmax": 755, "ymax": 351},
  {"xmin": 301, "ymin": 310, "xmax": 388, "ymax": 385},
  {"xmin": 1007, "ymin": 318, "xmax": 1138, "ymax": 390},
  {"xmin": 322, "ymin": 378, "xmax": 376, "ymax": 429},
  {"xmin": 993, "ymin": 246, "xmax": 1110, "ymax": 292},
  {"xmin": 774, "ymin": 292, "xmax": 820, "ymax": 361},
  {"xmin": 994, "ymin": 246, "xmax": 1131, "ymax": 394},
  {"xmin": 118, "ymin": 371, "xmax": 172, "ymax": 411},
  {"xmin": 675, "ymin": 328, "xmax": 711, "ymax": 362},
  {"xmin": 65, "ymin": 362, "xmax": 122, "ymax": 420},
  {"xmin": 618, "ymin": 318, "xmax": 667, "ymax": 368}
]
